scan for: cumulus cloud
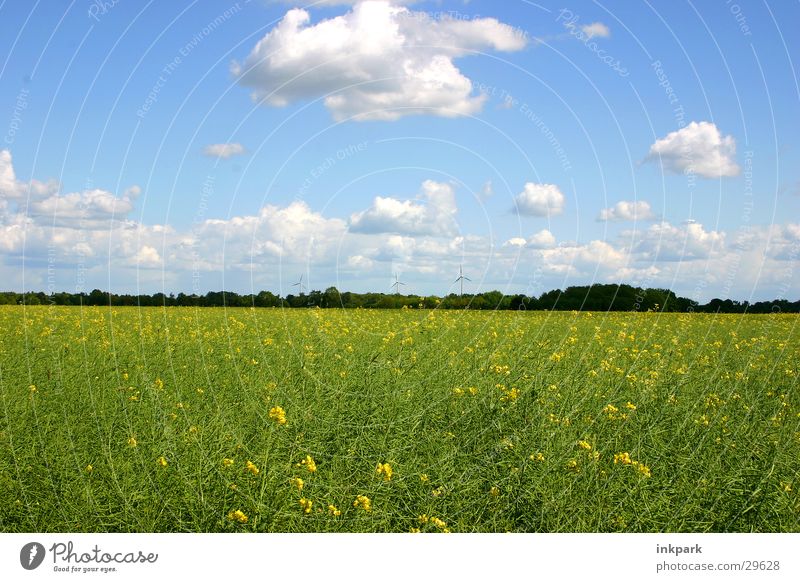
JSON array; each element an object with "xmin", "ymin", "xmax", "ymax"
[
  {"xmin": 581, "ymin": 22, "xmax": 610, "ymax": 38},
  {"xmin": 514, "ymin": 183, "xmax": 565, "ymax": 217},
  {"xmin": 232, "ymin": 1, "xmax": 527, "ymax": 120},
  {"xmin": 28, "ymin": 187, "xmax": 139, "ymax": 228},
  {"xmin": 350, "ymin": 179, "xmax": 458, "ymax": 236},
  {"xmin": 504, "ymin": 229, "xmax": 555, "ymax": 249},
  {"xmin": 598, "ymin": 200, "xmax": 656, "ymax": 222},
  {"xmin": 629, "ymin": 220, "xmax": 725, "ymax": 261},
  {"xmin": 0, "ymin": 149, "xmax": 59, "ymax": 200},
  {"xmin": 202, "ymin": 143, "xmax": 246, "ymax": 159},
  {"xmin": 539, "ymin": 240, "xmax": 627, "ymax": 275},
  {"xmin": 647, "ymin": 121, "xmax": 740, "ymax": 178}
]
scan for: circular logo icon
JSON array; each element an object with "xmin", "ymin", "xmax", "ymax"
[{"xmin": 20, "ymin": 542, "xmax": 46, "ymax": 570}]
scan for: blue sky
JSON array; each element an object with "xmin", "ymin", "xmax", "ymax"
[{"xmin": 0, "ymin": 0, "xmax": 798, "ymax": 301}]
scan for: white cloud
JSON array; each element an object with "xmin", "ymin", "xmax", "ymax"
[
  {"xmin": 504, "ymin": 229, "xmax": 556, "ymax": 249},
  {"xmin": 514, "ymin": 183, "xmax": 565, "ymax": 217},
  {"xmin": 202, "ymin": 143, "xmax": 246, "ymax": 159},
  {"xmin": 598, "ymin": 200, "xmax": 656, "ymax": 222},
  {"xmin": 629, "ymin": 220, "xmax": 725, "ymax": 261},
  {"xmin": 539, "ymin": 240, "xmax": 627, "ymax": 275},
  {"xmin": 647, "ymin": 121, "xmax": 740, "ymax": 178},
  {"xmin": 350, "ymin": 179, "xmax": 458, "ymax": 235},
  {"xmin": 0, "ymin": 149, "xmax": 59, "ymax": 200},
  {"xmin": 232, "ymin": 1, "xmax": 527, "ymax": 121},
  {"xmin": 581, "ymin": 22, "xmax": 610, "ymax": 38},
  {"xmin": 346, "ymin": 254, "xmax": 374, "ymax": 270},
  {"xmin": 28, "ymin": 188, "xmax": 139, "ymax": 228},
  {"xmin": 135, "ymin": 245, "xmax": 162, "ymax": 267}
]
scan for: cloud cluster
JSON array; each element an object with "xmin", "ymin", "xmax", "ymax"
[
  {"xmin": 232, "ymin": 1, "xmax": 527, "ymax": 120},
  {"xmin": 349, "ymin": 179, "xmax": 458, "ymax": 236},
  {"xmin": 598, "ymin": 200, "xmax": 655, "ymax": 222},
  {"xmin": 514, "ymin": 183, "xmax": 565, "ymax": 217},
  {"xmin": 647, "ymin": 121, "xmax": 740, "ymax": 178}
]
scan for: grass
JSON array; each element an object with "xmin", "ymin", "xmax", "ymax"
[{"xmin": 0, "ymin": 305, "xmax": 797, "ymax": 532}]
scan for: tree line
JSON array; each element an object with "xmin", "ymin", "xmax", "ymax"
[{"xmin": 1, "ymin": 284, "xmax": 797, "ymax": 313}]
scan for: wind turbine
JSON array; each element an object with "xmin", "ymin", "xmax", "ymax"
[
  {"xmin": 454, "ymin": 265, "xmax": 471, "ymax": 297},
  {"xmin": 292, "ymin": 274, "xmax": 306, "ymax": 295},
  {"xmin": 390, "ymin": 273, "xmax": 406, "ymax": 295}
]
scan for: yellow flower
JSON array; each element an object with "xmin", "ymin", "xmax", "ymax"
[
  {"xmin": 376, "ymin": 462, "xmax": 393, "ymax": 481},
  {"xmin": 577, "ymin": 440, "xmax": 592, "ymax": 451},
  {"xmin": 299, "ymin": 498, "xmax": 313, "ymax": 514},
  {"xmin": 227, "ymin": 509, "xmax": 248, "ymax": 523},
  {"xmin": 290, "ymin": 477, "xmax": 304, "ymax": 491},
  {"xmin": 625, "ymin": 401, "xmax": 637, "ymax": 410},
  {"xmin": 127, "ymin": 436, "xmax": 137, "ymax": 448},
  {"xmin": 613, "ymin": 452, "xmax": 632, "ymax": 465},
  {"xmin": 269, "ymin": 406, "xmax": 287, "ymax": 425},
  {"xmin": 29, "ymin": 384, "xmax": 37, "ymax": 393},
  {"xmin": 222, "ymin": 458, "xmax": 234, "ymax": 468},
  {"xmin": 299, "ymin": 455, "xmax": 317, "ymax": 473},
  {"xmin": 245, "ymin": 460, "xmax": 259, "ymax": 476},
  {"xmin": 157, "ymin": 456, "xmax": 168, "ymax": 467},
  {"xmin": 420, "ymin": 473, "xmax": 429, "ymax": 482},
  {"xmin": 353, "ymin": 495, "xmax": 372, "ymax": 512},
  {"xmin": 85, "ymin": 464, "xmax": 93, "ymax": 473},
  {"xmin": 154, "ymin": 378, "xmax": 164, "ymax": 390},
  {"xmin": 327, "ymin": 504, "xmax": 341, "ymax": 516},
  {"xmin": 490, "ymin": 486, "xmax": 500, "ymax": 497},
  {"xmin": 529, "ymin": 452, "xmax": 545, "ymax": 462},
  {"xmin": 566, "ymin": 459, "xmax": 580, "ymax": 473},
  {"xmin": 418, "ymin": 514, "xmax": 430, "ymax": 524},
  {"xmin": 430, "ymin": 516, "xmax": 448, "ymax": 531}
]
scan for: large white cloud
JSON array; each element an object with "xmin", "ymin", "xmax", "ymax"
[
  {"xmin": 629, "ymin": 220, "xmax": 725, "ymax": 261},
  {"xmin": 349, "ymin": 179, "xmax": 458, "ymax": 235},
  {"xmin": 0, "ymin": 150, "xmax": 59, "ymax": 200},
  {"xmin": 598, "ymin": 200, "xmax": 655, "ymax": 222},
  {"xmin": 647, "ymin": 121, "xmax": 740, "ymax": 178},
  {"xmin": 232, "ymin": 1, "xmax": 527, "ymax": 121},
  {"xmin": 514, "ymin": 183, "xmax": 565, "ymax": 217}
]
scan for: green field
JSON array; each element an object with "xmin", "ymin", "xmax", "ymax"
[{"xmin": 0, "ymin": 305, "xmax": 797, "ymax": 532}]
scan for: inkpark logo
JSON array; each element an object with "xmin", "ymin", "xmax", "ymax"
[
  {"xmin": 20, "ymin": 542, "xmax": 46, "ymax": 570},
  {"xmin": 18, "ymin": 541, "xmax": 158, "ymax": 574}
]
